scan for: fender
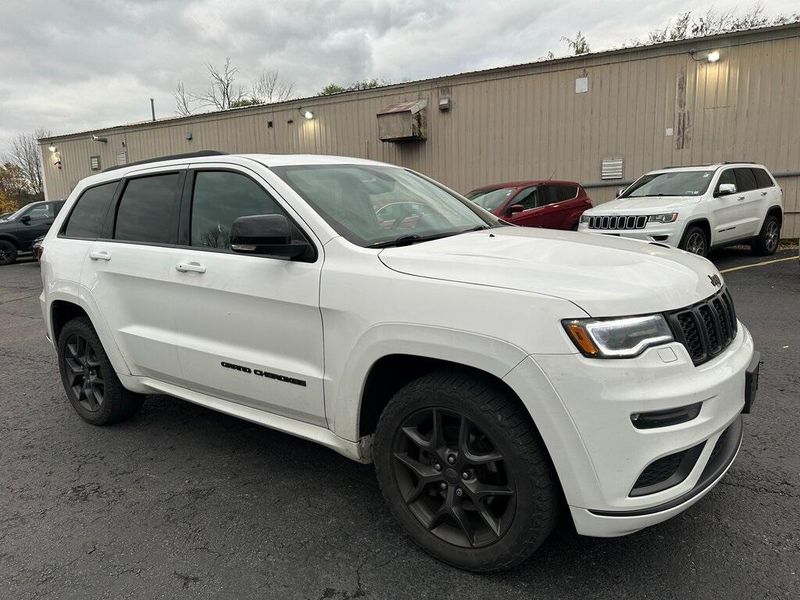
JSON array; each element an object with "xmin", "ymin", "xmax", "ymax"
[
  {"xmin": 46, "ymin": 281, "xmax": 135, "ymax": 382},
  {"xmin": 325, "ymin": 322, "xmax": 529, "ymax": 441}
]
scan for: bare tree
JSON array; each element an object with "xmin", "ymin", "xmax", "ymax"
[
  {"xmin": 250, "ymin": 70, "xmax": 296, "ymax": 104},
  {"xmin": 174, "ymin": 81, "xmax": 193, "ymax": 116},
  {"xmin": 8, "ymin": 129, "xmax": 49, "ymax": 197},
  {"xmin": 561, "ymin": 31, "xmax": 590, "ymax": 55},
  {"xmin": 194, "ymin": 58, "xmax": 245, "ymax": 110}
]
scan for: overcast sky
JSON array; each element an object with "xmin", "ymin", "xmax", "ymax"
[{"xmin": 0, "ymin": 0, "xmax": 796, "ymax": 156}]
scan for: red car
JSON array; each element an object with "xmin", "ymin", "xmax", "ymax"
[{"xmin": 466, "ymin": 180, "xmax": 592, "ymax": 230}]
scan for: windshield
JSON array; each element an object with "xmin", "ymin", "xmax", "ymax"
[
  {"xmin": 622, "ymin": 170, "xmax": 715, "ymax": 198},
  {"xmin": 4, "ymin": 202, "xmax": 48, "ymax": 221},
  {"xmin": 273, "ymin": 164, "xmax": 497, "ymax": 247},
  {"xmin": 466, "ymin": 187, "xmax": 516, "ymax": 212}
]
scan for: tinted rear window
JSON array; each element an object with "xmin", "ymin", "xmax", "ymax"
[
  {"xmin": 555, "ymin": 185, "xmax": 578, "ymax": 202},
  {"xmin": 64, "ymin": 182, "xmax": 117, "ymax": 238},
  {"xmin": 752, "ymin": 168, "xmax": 773, "ymax": 189},
  {"xmin": 114, "ymin": 173, "xmax": 181, "ymax": 244}
]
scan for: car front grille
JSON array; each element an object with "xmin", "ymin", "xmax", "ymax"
[
  {"xmin": 587, "ymin": 215, "xmax": 647, "ymax": 230},
  {"xmin": 666, "ymin": 288, "xmax": 738, "ymax": 366}
]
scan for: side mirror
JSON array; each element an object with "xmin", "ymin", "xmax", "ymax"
[
  {"xmin": 20, "ymin": 215, "xmax": 31, "ymax": 224},
  {"xmin": 616, "ymin": 187, "xmax": 626, "ymax": 198},
  {"xmin": 715, "ymin": 183, "xmax": 737, "ymax": 197},
  {"xmin": 230, "ymin": 214, "xmax": 311, "ymax": 260},
  {"xmin": 507, "ymin": 204, "xmax": 524, "ymax": 215}
]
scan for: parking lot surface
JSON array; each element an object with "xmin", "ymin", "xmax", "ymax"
[{"xmin": 1, "ymin": 250, "xmax": 798, "ymax": 600}]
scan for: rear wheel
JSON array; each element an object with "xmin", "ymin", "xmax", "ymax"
[
  {"xmin": 751, "ymin": 214, "xmax": 780, "ymax": 256},
  {"xmin": 0, "ymin": 240, "xmax": 17, "ymax": 265},
  {"xmin": 57, "ymin": 317, "xmax": 144, "ymax": 425},
  {"xmin": 679, "ymin": 225, "xmax": 708, "ymax": 257},
  {"xmin": 374, "ymin": 370, "xmax": 559, "ymax": 572}
]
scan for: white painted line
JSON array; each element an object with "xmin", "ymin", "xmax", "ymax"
[{"xmin": 720, "ymin": 255, "xmax": 799, "ymax": 274}]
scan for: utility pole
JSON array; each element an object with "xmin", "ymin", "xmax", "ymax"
[{"xmin": 150, "ymin": 98, "xmax": 156, "ymax": 121}]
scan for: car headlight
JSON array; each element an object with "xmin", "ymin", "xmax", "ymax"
[
  {"xmin": 579, "ymin": 214, "xmax": 590, "ymax": 224},
  {"xmin": 647, "ymin": 213, "xmax": 678, "ymax": 224},
  {"xmin": 563, "ymin": 315, "xmax": 674, "ymax": 358}
]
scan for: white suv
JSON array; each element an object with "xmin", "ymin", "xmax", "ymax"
[
  {"xmin": 578, "ymin": 163, "xmax": 783, "ymax": 257},
  {"xmin": 40, "ymin": 153, "xmax": 759, "ymax": 571}
]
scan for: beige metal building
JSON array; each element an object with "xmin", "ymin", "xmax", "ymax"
[{"xmin": 40, "ymin": 23, "xmax": 800, "ymax": 237}]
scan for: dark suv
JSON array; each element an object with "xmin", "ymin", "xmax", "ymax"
[{"xmin": 0, "ymin": 200, "xmax": 65, "ymax": 265}]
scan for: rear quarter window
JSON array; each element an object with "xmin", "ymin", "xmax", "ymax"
[
  {"xmin": 63, "ymin": 182, "xmax": 118, "ymax": 239},
  {"xmin": 752, "ymin": 168, "xmax": 774, "ymax": 189}
]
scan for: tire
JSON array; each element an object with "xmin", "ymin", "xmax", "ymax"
[
  {"xmin": 57, "ymin": 316, "xmax": 144, "ymax": 425},
  {"xmin": 0, "ymin": 240, "xmax": 17, "ymax": 266},
  {"xmin": 679, "ymin": 225, "xmax": 708, "ymax": 257},
  {"xmin": 751, "ymin": 214, "xmax": 780, "ymax": 256},
  {"xmin": 374, "ymin": 370, "xmax": 559, "ymax": 572}
]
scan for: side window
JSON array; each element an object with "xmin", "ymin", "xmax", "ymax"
[
  {"xmin": 716, "ymin": 169, "xmax": 736, "ymax": 192},
  {"xmin": 734, "ymin": 168, "xmax": 757, "ymax": 193},
  {"xmin": 556, "ymin": 185, "xmax": 578, "ymax": 202},
  {"xmin": 63, "ymin": 182, "xmax": 118, "ymax": 238},
  {"xmin": 190, "ymin": 171, "xmax": 285, "ymax": 249},
  {"xmin": 114, "ymin": 173, "xmax": 181, "ymax": 244},
  {"xmin": 512, "ymin": 187, "xmax": 538, "ymax": 210},
  {"xmin": 752, "ymin": 169, "xmax": 774, "ymax": 189},
  {"xmin": 535, "ymin": 186, "xmax": 559, "ymax": 207},
  {"xmin": 27, "ymin": 204, "xmax": 53, "ymax": 220}
]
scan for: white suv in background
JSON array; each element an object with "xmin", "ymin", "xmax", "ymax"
[
  {"xmin": 40, "ymin": 152, "xmax": 758, "ymax": 571},
  {"xmin": 578, "ymin": 163, "xmax": 783, "ymax": 257}
]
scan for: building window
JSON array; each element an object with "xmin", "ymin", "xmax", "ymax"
[{"xmin": 90, "ymin": 155, "xmax": 101, "ymax": 171}]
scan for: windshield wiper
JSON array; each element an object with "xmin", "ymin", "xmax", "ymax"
[{"xmin": 370, "ymin": 225, "xmax": 493, "ymax": 249}]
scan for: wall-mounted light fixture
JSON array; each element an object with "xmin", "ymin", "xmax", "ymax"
[
  {"xmin": 91, "ymin": 135, "xmax": 108, "ymax": 143},
  {"xmin": 300, "ymin": 108, "xmax": 314, "ymax": 120},
  {"xmin": 48, "ymin": 144, "xmax": 57, "ymax": 152},
  {"xmin": 689, "ymin": 49, "xmax": 721, "ymax": 63}
]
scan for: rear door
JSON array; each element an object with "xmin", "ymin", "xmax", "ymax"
[
  {"xmin": 534, "ymin": 184, "xmax": 583, "ymax": 229},
  {"xmin": 83, "ymin": 169, "xmax": 185, "ymax": 383},
  {"xmin": 732, "ymin": 168, "xmax": 762, "ymax": 239},
  {"xmin": 169, "ymin": 165, "xmax": 326, "ymax": 426}
]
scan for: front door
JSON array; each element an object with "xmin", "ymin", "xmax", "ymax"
[
  {"xmin": 708, "ymin": 168, "xmax": 749, "ymax": 244},
  {"xmin": 170, "ymin": 166, "xmax": 326, "ymax": 426}
]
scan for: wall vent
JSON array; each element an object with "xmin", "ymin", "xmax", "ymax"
[{"xmin": 601, "ymin": 158, "xmax": 624, "ymax": 179}]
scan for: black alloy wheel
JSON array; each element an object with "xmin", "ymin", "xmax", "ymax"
[
  {"xmin": 63, "ymin": 333, "xmax": 106, "ymax": 412},
  {"xmin": 392, "ymin": 407, "xmax": 516, "ymax": 548}
]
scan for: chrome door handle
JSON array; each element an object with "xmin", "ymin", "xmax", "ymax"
[
  {"xmin": 176, "ymin": 262, "xmax": 206, "ymax": 273},
  {"xmin": 89, "ymin": 250, "xmax": 111, "ymax": 261},
  {"xmin": 760, "ymin": 191, "xmax": 768, "ymax": 196},
  {"xmin": 737, "ymin": 196, "xmax": 745, "ymax": 201}
]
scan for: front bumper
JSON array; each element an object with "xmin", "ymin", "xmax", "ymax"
[
  {"xmin": 577, "ymin": 221, "xmax": 683, "ymax": 246},
  {"xmin": 504, "ymin": 322, "xmax": 754, "ymax": 537}
]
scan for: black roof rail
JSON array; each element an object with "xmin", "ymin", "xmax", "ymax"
[
  {"xmin": 721, "ymin": 161, "xmax": 756, "ymax": 164},
  {"xmin": 102, "ymin": 150, "xmax": 227, "ymax": 172}
]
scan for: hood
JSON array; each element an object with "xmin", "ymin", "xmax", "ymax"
[
  {"xmin": 587, "ymin": 195, "xmax": 700, "ymax": 214},
  {"xmin": 378, "ymin": 227, "xmax": 723, "ymax": 317}
]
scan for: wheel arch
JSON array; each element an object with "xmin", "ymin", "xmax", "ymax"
[
  {"xmin": 0, "ymin": 233, "xmax": 20, "ymax": 248},
  {"xmin": 47, "ymin": 290, "xmax": 133, "ymax": 379},
  {"xmin": 681, "ymin": 218, "xmax": 711, "ymax": 245},
  {"xmin": 765, "ymin": 205, "xmax": 783, "ymax": 227}
]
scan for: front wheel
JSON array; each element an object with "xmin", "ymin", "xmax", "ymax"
[
  {"xmin": 57, "ymin": 317, "xmax": 144, "ymax": 425},
  {"xmin": 374, "ymin": 371, "xmax": 559, "ymax": 572},
  {"xmin": 679, "ymin": 225, "xmax": 709, "ymax": 257},
  {"xmin": 751, "ymin": 214, "xmax": 780, "ymax": 256},
  {"xmin": 0, "ymin": 240, "xmax": 17, "ymax": 265}
]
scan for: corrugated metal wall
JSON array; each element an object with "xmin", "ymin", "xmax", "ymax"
[{"xmin": 41, "ymin": 24, "xmax": 800, "ymax": 237}]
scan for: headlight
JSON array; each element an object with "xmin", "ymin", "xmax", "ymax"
[
  {"xmin": 647, "ymin": 213, "xmax": 678, "ymax": 224},
  {"xmin": 579, "ymin": 214, "xmax": 590, "ymax": 224},
  {"xmin": 563, "ymin": 315, "xmax": 674, "ymax": 358}
]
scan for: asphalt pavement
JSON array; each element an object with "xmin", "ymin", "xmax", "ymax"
[{"xmin": 1, "ymin": 249, "xmax": 798, "ymax": 599}]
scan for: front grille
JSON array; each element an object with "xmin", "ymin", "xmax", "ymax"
[
  {"xmin": 587, "ymin": 215, "xmax": 647, "ymax": 230},
  {"xmin": 666, "ymin": 288, "xmax": 738, "ymax": 366}
]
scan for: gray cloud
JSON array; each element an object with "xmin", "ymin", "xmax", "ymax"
[{"xmin": 0, "ymin": 0, "xmax": 796, "ymax": 156}]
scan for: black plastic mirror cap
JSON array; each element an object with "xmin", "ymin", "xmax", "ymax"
[{"xmin": 231, "ymin": 214, "xmax": 291, "ymax": 244}]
